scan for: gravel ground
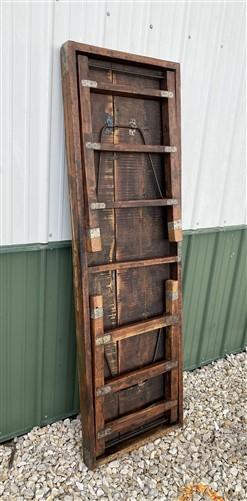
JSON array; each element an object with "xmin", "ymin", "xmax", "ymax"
[{"xmin": 0, "ymin": 352, "xmax": 246, "ymax": 501}]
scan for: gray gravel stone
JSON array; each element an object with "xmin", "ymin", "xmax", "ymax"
[{"xmin": 0, "ymin": 352, "xmax": 246, "ymax": 500}]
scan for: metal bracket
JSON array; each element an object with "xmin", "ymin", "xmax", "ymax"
[
  {"xmin": 90, "ymin": 202, "xmax": 106, "ymax": 210},
  {"xmin": 96, "ymin": 385, "xmax": 112, "ymax": 397},
  {"xmin": 86, "ymin": 142, "xmax": 100, "ymax": 150},
  {"xmin": 87, "ymin": 227, "xmax": 101, "ymax": 239},
  {"xmin": 165, "ymin": 146, "xmax": 177, "ymax": 153},
  {"xmin": 90, "ymin": 306, "xmax": 103, "ymax": 320},
  {"xmin": 161, "ymin": 90, "xmax": 174, "ymax": 98},
  {"xmin": 95, "ymin": 334, "xmax": 112, "ymax": 346},
  {"xmin": 166, "ymin": 290, "xmax": 179, "ymax": 301},
  {"xmin": 81, "ymin": 79, "xmax": 97, "ymax": 88},
  {"xmin": 97, "ymin": 427, "xmax": 112, "ymax": 439},
  {"xmin": 168, "ymin": 219, "xmax": 182, "ymax": 231}
]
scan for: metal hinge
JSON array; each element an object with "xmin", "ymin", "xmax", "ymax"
[
  {"xmin": 161, "ymin": 90, "xmax": 174, "ymax": 98},
  {"xmin": 81, "ymin": 79, "xmax": 97, "ymax": 88},
  {"xmin": 97, "ymin": 427, "xmax": 112, "ymax": 439},
  {"xmin": 90, "ymin": 202, "xmax": 106, "ymax": 210},
  {"xmin": 95, "ymin": 334, "xmax": 112, "ymax": 346},
  {"xmin": 165, "ymin": 146, "xmax": 177, "ymax": 153},
  {"xmin": 96, "ymin": 385, "xmax": 112, "ymax": 397}
]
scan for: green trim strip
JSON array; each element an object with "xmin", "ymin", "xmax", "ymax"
[
  {"xmin": 183, "ymin": 224, "xmax": 247, "ymax": 236},
  {"xmin": 0, "ymin": 241, "xmax": 72, "ymax": 254}
]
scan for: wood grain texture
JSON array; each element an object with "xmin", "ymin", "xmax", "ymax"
[
  {"xmin": 101, "ymin": 399, "xmax": 178, "ymax": 436},
  {"xmin": 90, "ymin": 295, "xmax": 105, "ymax": 455},
  {"xmin": 78, "ymin": 57, "xmax": 102, "ymax": 252},
  {"xmin": 61, "ymin": 41, "xmax": 182, "ymax": 468},
  {"xmin": 61, "ymin": 44, "xmax": 96, "ymax": 469},
  {"xmin": 97, "ymin": 359, "xmax": 178, "ymax": 395},
  {"xmin": 88, "ymin": 80, "xmax": 174, "ymax": 99}
]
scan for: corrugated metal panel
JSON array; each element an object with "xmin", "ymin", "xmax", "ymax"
[
  {"xmin": 0, "ymin": 245, "xmax": 78, "ymax": 442},
  {"xmin": 0, "ymin": 228, "xmax": 246, "ymax": 442},
  {"xmin": 1, "ymin": 2, "xmax": 246, "ymax": 245},
  {"xmin": 183, "ymin": 227, "xmax": 247, "ymax": 368}
]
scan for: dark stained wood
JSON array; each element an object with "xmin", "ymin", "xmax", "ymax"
[
  {"xmin": 61, "ymin": 44, "xmax": 96, "ymax": 469},
  {"xmin": 87, "ymin": 80, "xmax": 174, "ymax": 100},
  {"xmin": 97, "ymin": 360, "xmax": 178, "ymax": 395},
  {"xmin": 90, "ymin": 295, "xmax": 105, "ymax": 455},
  {"xmin": 61, "ymin": 41, "xmax": 182, "ymax": 469},
  {"xmin": 86, "ymin": 143, "xmax": 176, "ymax": 153},
  {"xmin": 99, "ymin": 400, "xmax": 178, "ymax": 437},
  {"xmin": 161, "ymin": 71, "xmax": 182, "ymax": 242},
  {"xmin": 165, "ymin": 281, "xmax": 179, "ymax": 423},
  {"xmin": 91, "ymin": 198, "xmax": 177, "ymax": 209},
  {"xmin": 78, "ymin": 57, "xmax": 102, "ymax": 252},
  {"xmin": 88, "ymin": 255, "xmax": 180, "ymax": 274},
  {"xmin": 103, "ymin": 314, "xmax": 178, "ymax": 343},
  {"xmin": 63, "ymin": 41, "xmax": 179, "ymax": 71}
]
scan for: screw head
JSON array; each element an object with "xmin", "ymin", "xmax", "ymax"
[
  {"xmin": 149, "ymin": 24, "xmax": 153, "ymax": 29},
  {"xmin": 106, "ymin": 11, "xmax": 110, "ymax": 16}
]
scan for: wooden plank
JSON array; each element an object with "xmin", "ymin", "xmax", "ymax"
[
  {"xmin": 91, "ymin": 198, "xmax": 177, "ymax": 209},
  {"xmin": 175, "ymin": 62, "xmax": 183, "ymax": 424},
  {"xmin": 97, "ymin": 400, "xmax": 177, "ymax": 438},
  {"xmin": 96, "ymin": 314, "xmax": 178, "ymax": 344},
  {"xmin": 161, "ymin": 71, "xmax": 182, "ymax": 242},
  {"xmin": 82, "ymin": 79, "xmax": 174, "ymax": 100},
  {"xmin": 78, "ymin": 56, "xmax": 102, "ymax": 252},
  {"xmin": 86, "ymin": 143, "xmax": 176, "ymax": 154},
  {"xmin": 61, "ymin": 44, "xmax": 96, "ymax": 469},
  {"xmin": 88, "ymin": 255, "xmax": 180, "ymax": 274},
  {"xmin": 165, "ymin": 280, "xmax": 179, "ymax": 423},
  {"xmin": 96, "ymin": 359, "xmax": 178, "ymax": 396},
  {"xmin": 63, "ymin": 41, "xmax": 178, "ymax": 71},
  {"xmin": 90, "ymin": 295, "xmax": 105, "ymax": 456}
]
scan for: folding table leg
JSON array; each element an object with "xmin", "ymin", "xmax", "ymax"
[
  {"xmin": 165, "ymin": 280, "xmax": 179, "ymax": 423},
  {"xmin": 90, "ymin": 295, "xmax": 105, "ymax": 456},
  {"xmin": 161, "ymin": 71, "xmax": 182, "ymax": 242},
  {"xmin": 78, "ymin": 57, "xmax": 102, "ymax": 252}
]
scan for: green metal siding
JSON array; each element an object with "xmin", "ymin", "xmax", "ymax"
[
  {"xmin": 183, "ymin": 227, "xmax": 247, "ymax": 368},
  {"xmin": 0, "ymin": 227, "xmax": 246, "ymax": 442},
  {"xmin": 0, "ymin": 247, "xmax": 78, "ymax": 443}
]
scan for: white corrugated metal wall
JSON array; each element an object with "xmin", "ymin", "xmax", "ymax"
[{"xmin": 1, "ymin": 1, "xmax": 246, "ymax": 245}]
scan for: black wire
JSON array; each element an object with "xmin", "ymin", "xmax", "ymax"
[{"xmin": 96, "ymin": 124, "xmax": 164, "ymax": 199}]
